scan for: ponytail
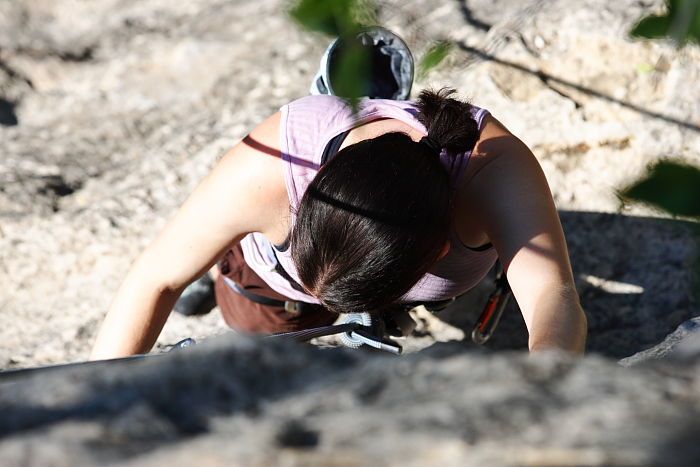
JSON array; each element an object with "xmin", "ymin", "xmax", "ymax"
[{"xmin": 415, "ymin": 88, "xmax": 479, "ymax": 155}]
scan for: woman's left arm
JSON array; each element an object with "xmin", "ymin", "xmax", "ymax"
[{"xmin": 457, "ymin": 120, "xmax": 588, "ymax": 353}]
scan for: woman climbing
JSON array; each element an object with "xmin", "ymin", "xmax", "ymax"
[{"xmin": 90, "ymin": 28, "xmax": 587, "ymax": 359}]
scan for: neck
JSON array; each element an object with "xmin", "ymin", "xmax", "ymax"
[{"xmin": 340, "ymin": 118, "xmax": 424, "ymax": 151}]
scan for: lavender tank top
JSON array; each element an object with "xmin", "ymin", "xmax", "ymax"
[{"xmin": 240, "ymin": 95, "xmax": 498, "ymax": 304}]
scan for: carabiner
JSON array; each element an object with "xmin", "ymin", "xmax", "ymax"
[{"xmin": 471, "ymin": 266, "xmax": 511, "ymax": 345}]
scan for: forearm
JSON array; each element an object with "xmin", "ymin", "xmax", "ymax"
[
  {"xmin": 90, "ymin": 270, "xmax": 181, "ymax": 360},
  {"xmin": 527, "ymin": 285, "xmax": 588, "ymax": 354}
]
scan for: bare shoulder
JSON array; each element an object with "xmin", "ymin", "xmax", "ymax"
[
  {"xmin": 454, "ymin": 113, "xmax": 545, "ymax": 247},
  {"xmin": 460, "ymin": 114, "xmax": 530, "ymax": 185},
  {"xmin": 215, "ymin": 111, "xmax": 290, "ymax": 237}
]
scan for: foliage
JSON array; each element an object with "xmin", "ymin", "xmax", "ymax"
[
  {"xmin": 327, "ymin": 40, "xmax": 373, "ymax": 101},
  {"xmin": 624, "ymin": 1, "xmax": 700, "ymax": 220},
  {"xmin": 416, "ymin": 41, "xmax": 453, "ymax": 81},
  {"xmin": 620, "ymin": 161, "xmax": 700, "ymax": 218},
  {"xmin": 626, "ymin": 0, "xmax": 700, "ymax": 295},
  {"xmin": 289, "ymin": 0, "xmax": 374, "ymax": 107},
  {"xmin": 289, "ymin": 0, "xmax": 370, "ymax": 37},
  {"xmin": 630, "ymin": 0, "xmax": 700, "ymax": 45}
]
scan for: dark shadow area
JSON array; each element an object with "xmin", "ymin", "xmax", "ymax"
[
  {"xmin": 0, "ymin": 339, "xmax": 358, "ymax": 444},
  {"xmin": 37, "ymin": 174, "xmax": 82, "ymax": 198},
  {"xmin": 455, "ymin": 43, "xmax": 700, "ymax": 133},
  {"xmin": 435, "ymin": 210, "xmax": 699, "ymax": 359},
  {"xmin": 0, "ymin": 98, "xmax": 18, "ymax": 126},
  {"xmin": 651, "ymin": 417, "xmax": 700, "ymax": 466}
]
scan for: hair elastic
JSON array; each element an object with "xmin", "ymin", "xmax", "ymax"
[{"xmin": 419, "ymin": 136, "xmax": 442, "ymax": 156}]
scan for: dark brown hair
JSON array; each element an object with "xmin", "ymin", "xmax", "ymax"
[{"xmin": 291, "ymin": 88, "xmax": 480, "ymax": 314}]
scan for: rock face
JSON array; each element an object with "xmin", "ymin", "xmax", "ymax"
[
  {"xmin": 619, "ymin": 316, "xmax": 700, "ymax": 365},
  {"xmin": 2, "ymin": 335, "xmax": 700, "ymax": 466},
  {"xmin": 1, "ymin": 0, "xmax": 700, "ymax": 463}
]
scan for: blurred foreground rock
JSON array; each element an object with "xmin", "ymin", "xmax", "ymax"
[{"xmin": 2, "ymin": 334, "xmax": 700, "ymax": 466}]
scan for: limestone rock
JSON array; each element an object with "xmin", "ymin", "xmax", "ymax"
[{"xmin": 1, "ymin": 335, "xmax": 700, "ymax": 466}]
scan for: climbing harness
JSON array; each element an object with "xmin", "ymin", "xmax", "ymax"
[
  {"xmin": 268, "ymin": 309, "xmax": 412, "ymax": 355},
  {"xmin": 260, "ymin": 263, "xmax": 512, "ymax": 354}
]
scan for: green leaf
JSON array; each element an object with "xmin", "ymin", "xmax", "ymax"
[
  {"xmin": 352, "ymin": 0, "xmax": 379, "ymax": 28},
  {"xmin": 328, "ymin": 41, "xmax": 372, "ymax": 111},
  {"xmin": 288, "ymin": 0, "xmax": 367, "ymax": 37},
  {"xmin": 630, "ymin": 0, "xmax": 700, "ymax": 45},
  {"xmin": 417, "ymin": 41, "xmax": 453, "ymax": 80},
  {"xmin": 688, "ymin": 0, "xmax": 700, "ymax": 42},
  {"xmin": 630, "ymin": 15, "xmax": 673, "ymax": 39},
  {"xmin": 620, "ymin": 160, "xmax": 700, "ymax": 217}
]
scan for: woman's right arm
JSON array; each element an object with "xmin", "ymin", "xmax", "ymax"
[{"xmin": 89, "ymin": 112, "xmax": 286, "ymax": 360}]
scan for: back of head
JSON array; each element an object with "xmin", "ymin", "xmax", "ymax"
[{"xmin": 291, "ymin": 88, "xmax": 479, "ymax": 314}]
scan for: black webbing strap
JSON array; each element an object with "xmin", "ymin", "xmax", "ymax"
[
  {"xmin": 224, "ymin": 277, "xmax": 287, "ymax": 307},
  {"xmin": 321, "ymin": 130, "xmax": 352, "ymax": 164}
]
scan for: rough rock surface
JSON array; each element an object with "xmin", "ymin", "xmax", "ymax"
[
  {"xmin": 619, "ymin": 316, "xmax": 700, "ymax": 365},
  {"xmin": 1, "ymin": 0, "xmax": 700, "ymax": 463},
  {"xmin": 2, "ymin": 335, "xmax": 700, "ymax": 466}
]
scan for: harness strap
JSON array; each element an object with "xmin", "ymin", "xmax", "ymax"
[
  {"xmin": 268, "ymin": 322, "xmax": 362, "ymax": 342},
  {"xmin": 223, "ymin": 276, "xmax": 318, "ymax": 314}
]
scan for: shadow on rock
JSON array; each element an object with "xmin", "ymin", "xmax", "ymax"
[
  {"xmin": 433, "ymin": 210, "xmax": 698, "ymax": 359},
  {"xmin": 0, "ymin": 337, "xmax": 359, "ymax": 442}
]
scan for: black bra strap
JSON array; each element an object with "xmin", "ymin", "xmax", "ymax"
[{"xmin": 321, "ymin": 130, "xmax": 352, "ymax": 165}]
